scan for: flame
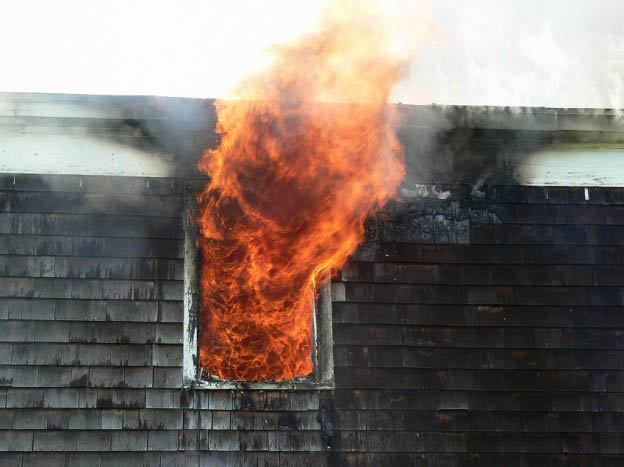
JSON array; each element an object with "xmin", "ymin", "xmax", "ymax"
[{"xmin": 197, "ymin": 1, "xmax": 406, "ymax": 381}]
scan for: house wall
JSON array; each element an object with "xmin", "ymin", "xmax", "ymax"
[
  {"xmin": 0, "ymin": 175, "xmax": 623, "ymax": 466},
  {"xmin": 333, "ymin": 185, "xmax": 624, "ymax": 466}
]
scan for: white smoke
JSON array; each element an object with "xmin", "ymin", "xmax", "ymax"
[
  {"xmin": 0, "ymin": 0, "xmax": 621, "ymax": 109},
  {"xmin": 392, "ymin": 0, "xmax": 624, "ymax": 109}
]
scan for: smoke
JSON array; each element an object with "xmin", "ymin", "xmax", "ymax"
[
  {"xmin": 1, "ymin": 0, "xmax": 621, "ymax": 109},
  {"xmin": 395, "ymin": 0, "xmax": 624, "ymax": 109}
]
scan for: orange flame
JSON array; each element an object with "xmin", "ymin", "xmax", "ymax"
[{"xmin": 197, "ymin": 2, "xmax": 406, "ymax": 381}]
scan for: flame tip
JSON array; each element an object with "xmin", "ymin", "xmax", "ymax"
[{"xmin": 198, "ymin": 0, "xmax": 405, "ymax": 381}]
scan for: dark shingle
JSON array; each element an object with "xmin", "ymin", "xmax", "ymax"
[
  {"xmin": 155, "ymin": 323, "xmax": 182, "ymax": 345},
  {"xmin": 124, "ymin": 368, "xmax": 153, "ymax": 388},
  {"xmin": 0, "ymin": 431, "xmax": 33, "ymax": 452},
  {"xmin": 158, "ymin": 301, "xmax": 182, "ymax": 323},
  {"xmin": 111, "ymin": 431, "xmax": 147, "ymax": 451},
  {"xmin": 37, "ymin": 367, "xmax": 72, "ymax": 388},
  {"xmin": 147, "ymin": 429, "xmax": 178, "ymax": 451},
  {"xmin": 106, "ymin": 301, "xmax": 158, "ymax": 323},
  {"xmin": 96, "ymin": 388, "xmax": 145, "ymax": 409},
  {"xmin": 153, "ymin": 368, "xmax": 182, "ymax": 389},
  {"xmin": 6, "ymin": 389, "xmax": 44, "ymax": 408},
  {"xmin": 101, "ymin": 280, "xmax": 133, "ymax": 300},
  {"xmin": 152, "ymin": 345, "xmax": 182, "ymax": 367},
  {"xmin": 33, "ymin": 431, "xmax": 77, "ymax": 452}
]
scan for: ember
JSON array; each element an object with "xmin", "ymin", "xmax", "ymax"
[{"xmin": 197, "ymin": 2, "xmax": 406, "ymax": 381}]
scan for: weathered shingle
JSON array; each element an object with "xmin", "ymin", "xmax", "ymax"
[
  {"xmin": 3, "ymin": 177, "xmax": 624, "ymax": 465},
  {"xmin": 110, "ymin": 430, "xmax": 147, "ymax": 451}
]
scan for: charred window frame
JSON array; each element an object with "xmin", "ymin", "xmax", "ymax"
[{"xmin": 183, "ymin": 184, "xmax": 334, "ymax": 390}]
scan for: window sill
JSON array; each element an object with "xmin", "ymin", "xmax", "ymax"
[{"xmin": 184, "ymin": 379, "xmax": 335, "ymax": 391}]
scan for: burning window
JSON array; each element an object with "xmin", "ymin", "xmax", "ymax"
[
  {"xmin": 183, "ymin": 195, "xmax": 334, "ymax": 389},
  {"xmin": 183, "ymin": 2, "xmax": 405, "ymax": 388}
]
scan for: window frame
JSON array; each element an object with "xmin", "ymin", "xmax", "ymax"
[{"xmin": 182, "ymin": 186, "xmax": 334, "ymax": 390}]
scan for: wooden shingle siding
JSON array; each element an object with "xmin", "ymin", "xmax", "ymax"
[
  {"xmin": 0, "ymin": 175, "xmax": 624, "ymax": 465},
  {"xmin": 330, "ymin": 185, "xmax": 624, "ymax": 466},
  {"xmin": 0, "ymin": 175, "xmax": 326, "ymax": 466}
]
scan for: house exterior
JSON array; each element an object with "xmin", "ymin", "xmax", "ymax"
[{"xmin": 0, "ymin": 93, "xmax": 623, "ymax": 466}]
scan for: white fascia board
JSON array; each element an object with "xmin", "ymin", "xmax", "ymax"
[
  {"xmin": 0, "ymin": 93, "xmax": 177, "ymax": 177},
  {"xmin": 0, "ymin": 128, "xmax": 174, "ymax": 177}
]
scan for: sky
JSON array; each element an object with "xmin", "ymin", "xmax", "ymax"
[{"xmin": 1, "ymin": 0, "xmax": 623, "ymax": 108}]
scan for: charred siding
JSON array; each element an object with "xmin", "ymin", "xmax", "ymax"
[
  {"xmin": 0, "ymin": 176, "xmax": 623, "ymax": 466},
  {"xmin": 333, "ymin": 185, "xmax": 624, "ymax": 467}
]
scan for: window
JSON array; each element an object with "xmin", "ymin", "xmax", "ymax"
[{"xmin": 182, "ymin": 190, "xmax": 334, "ymax": 389}]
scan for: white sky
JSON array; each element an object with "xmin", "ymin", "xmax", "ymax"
[{"xmin": 1, "ymin": 0, "xmax": 623, "ymax": 108}]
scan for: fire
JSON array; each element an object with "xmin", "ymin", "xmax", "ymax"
[{"xmin": 197, "ymin": 2, "xmax": 406, "ymax": 381}]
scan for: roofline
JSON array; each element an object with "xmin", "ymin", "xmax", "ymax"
[{"xmin": 1, "ymin": 92, "xmax": 623, "ymax": 133}]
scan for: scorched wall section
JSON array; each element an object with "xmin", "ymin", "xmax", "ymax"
[{"xmin": 332, "ymin": 185, "xmax": 624, "ymax": 467}]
